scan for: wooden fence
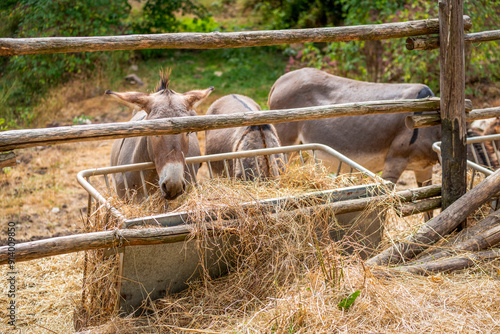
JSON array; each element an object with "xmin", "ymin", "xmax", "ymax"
[{"xmin": 1, "ymin": 2, "xmax": 500, "ymax": 261}]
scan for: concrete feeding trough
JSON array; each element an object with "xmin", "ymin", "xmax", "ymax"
[{"xmin": 77, "ymin": 143, "xmax": 391, "ymax": 314}]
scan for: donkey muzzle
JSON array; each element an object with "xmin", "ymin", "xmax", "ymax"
[{"xmin": 159, "ymin": 163, "xmax": 185, "ymax": 200}]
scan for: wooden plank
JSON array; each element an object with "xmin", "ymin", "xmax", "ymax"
[
  {"xmin": 0, "ymin": 17, "xmax": 471, "ymax": 56},
  {"xmin": 406, "ymin": 30, "xmax": 500, "ymax": 50},
  {"xmin": 439, "ymin": 0, "xmax": 467, "ymax": 218},
  {"xmin": 0, "ymin": 98, "xmax": 441, "ymax": 152},
  {"xmin": 406, "ymin": 106, "xmax": 500, "ymax": 129}
]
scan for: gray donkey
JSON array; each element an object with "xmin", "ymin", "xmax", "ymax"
[
  {"xmin": 205, "ymin": 94, "xmax": 284, "ymax": 180},
  {"xmin": 108, "ymin": 70, "xmax": 213, "ymax": 200}
]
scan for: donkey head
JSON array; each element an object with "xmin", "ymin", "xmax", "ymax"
[{"xmin": 106, "ymin": 70, "xmax": 213, "ymax": 199}]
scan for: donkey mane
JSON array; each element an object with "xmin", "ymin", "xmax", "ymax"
[{"xmin": 155, "ymin": 68, "xmax": 172, "ymax": 93}]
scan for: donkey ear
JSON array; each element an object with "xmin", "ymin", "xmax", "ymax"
[
  {"xmin": 105, "ymin": 90, "xmax": 152, "ymax": 112},
  {"xmin": 183, "ymin": 86, "xmax": 214, "ymax": 109}
]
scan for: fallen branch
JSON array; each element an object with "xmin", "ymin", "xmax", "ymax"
[
  {"xmin": 408, "ymin": 213, "xmax": 500, "ymax": 264},
  {"xmin": 414, "ymin": 207, "xmax": 500, "ymax": 261},
  {"xmin": 396, "ymin": 249, "xmax": 500, "ymax": 275},
  {"xmin": 367, "ymin": 168, "xmax": 500, "ymax": 266}
]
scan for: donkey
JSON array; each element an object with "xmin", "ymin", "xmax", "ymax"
[
  {"xmin": 268, "ymin": 67, "xmax": 440, "ymax": 187},
  {"xmin": 205, "ymin": 94, "xmax": 284, "ymax": 180},
  {"xmin": 108, "ymin": 71, "xmax": 213, "ymax": 200}
]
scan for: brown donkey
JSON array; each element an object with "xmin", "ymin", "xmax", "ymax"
[
  {"xmin": 205, "ymin": 94, "xmax": 284, "ymax": 180},
  {"xmin": 108, "ymin": 71, "xmax": 213, "ymax": 200}
]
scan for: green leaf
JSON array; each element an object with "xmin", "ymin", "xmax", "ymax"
[{"xmin": 338, "ymin": 290, "xmax": 360, "ymax": 311}]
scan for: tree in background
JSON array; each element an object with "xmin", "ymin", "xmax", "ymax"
[
  {"xmin": 0, "ymin": 0, "xmax": 210, "ymax": 127},
  {"xmin": 247, "ymin": 0, "xmax": 345, "ymax": 29},
  {"xmin": 259, "ymin": 0, "xmax": 499, "ymax": 98}
]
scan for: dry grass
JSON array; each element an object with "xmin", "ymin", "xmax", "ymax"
[
  {"xmin": 2, "ymin": 143, "xmax": 500, "ymax": 333},
  {"xmin": 70, "ymin": 164, "xmax": 500, "ymax": 333},
  {"xmin": 0, "ymin": 252, "xmax": 84, "ymax": 333},
  {"xmin": 80, "ymin": 226, "xmax": 500, "ymax": 334},
  {"xmin": 99, "ymin": 159, "xmax": 379, "ymax": 221}
]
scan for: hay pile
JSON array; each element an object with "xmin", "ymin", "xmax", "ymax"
[
  {"xmin": 102, "ymin": 159, "xmax": 379, "ymax": 220},
  {"xmin": 73, "ymin": 163, "xmax": 500, "ymax": 333}
]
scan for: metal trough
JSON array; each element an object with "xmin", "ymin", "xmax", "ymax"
[{"xmin": 77, "ymin": 144, "xmax": 391, "ymax": 314}]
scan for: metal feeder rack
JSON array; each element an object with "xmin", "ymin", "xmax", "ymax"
[{"xmin": 77, "ymin": 143, "xmax": 391, "ymax": 313}]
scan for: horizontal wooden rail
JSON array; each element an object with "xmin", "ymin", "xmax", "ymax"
[
  {"xmin": 0, "ymin": 184, "xmax": 441, "ymax": 265},
  {"xmin": 397, "ymin": 197, "xmax": 442, "ymax": 217},
  {"xmin": 0, "ymin": 98, "xmax": 442, "ymax": 152},
  {"xmin": 0, "ymin": 226, "xmax": 194, "ymax": 265},
  {"xmin": 0, "ymin": 16, "xmax": 471, "ymax": 56},
  {"xmin": 406, "ymin": 29, "xmax": 500, "ymax": 50},
  {"xmin": 406, "ymin": 106, "xmax": 500, "ymax": 129}
]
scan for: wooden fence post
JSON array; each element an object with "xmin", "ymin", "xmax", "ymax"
[{"xmin": 439, "ymin": 0, "xmax": 467, "ymax": 228}]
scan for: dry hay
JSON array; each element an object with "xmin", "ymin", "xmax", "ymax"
[
  {"xmin": 0, "ymin": 253, "xmax": 83, "ymax": 333},
  {"xmin": 73, "ymin": 163, "xmax": 500, "ymax": 333},
  {"xmin": 3, "ymin": 163, "xmax": 499, "ymax": 333},
  {"xmin": 97, "ymin": 158, "xmax": 379, "ymax": 221}
]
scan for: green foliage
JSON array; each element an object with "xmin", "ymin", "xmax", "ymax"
[
  {"xmin": 142, "ymin": 47, "xmax": 287, "ymax": 108},
  {"xmin": 73, "ymin": 115, "xmax": 93, "ymax": 125},
  {"xmin": 0, "ymin": 0, "xmax": 132, "ymax": 126},
  {"xmin": 0, "ymin": 0, "xmax": 212, "ymax": 128},
  {"xmin": 248, "ymin": 0, "xmax": 344, "ymax": 29},
  {"xmin": 132, "ymin": 0, "xmax": 209, "ymax": 33},
  {"xmin": 295, "ymin": 0, "xmax": 500, "ymax": 96},
  {"xmin": 338, "ymin": 290, "xmax": 360, "ymax": 311}
]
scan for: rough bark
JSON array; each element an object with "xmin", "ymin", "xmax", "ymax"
[
  {"xmin": 367, "ymin": 168, "xmax": 500, "ymax": 266},
  {"xmin": 0, "ymin": 17, "xmax": 471, "ymax": 56},
  {"xmin": 0, "ymin": 151, "xmax": 16, "ymax": 168},
  {"xmin": 409, "ymin": 211, "xmax": 500, "ymax": 263},
  {"xmin": 397, "ymin": 249, "xmax": 500, "ymax": 275},
  {"xmin": 439, "ymin": 0, "xmax": 467, "ymax": 218},
  {"xmin": 406, "ymin": 30, "xmax": 500, "ymax": 50},
  {"xmin": 0, "ymin": 226, "xmax": 193, "ymax": 265},
  {"xmin": 406, "ymin": 106, "xmax": 500, "ymax": 129},
  {"xmin": 0, "ymin": 98, "xmax": 441, "ymax": 152},
  {"xmin": 397, "ymin": 197, "xmax": 442, "ymax": 217}
]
